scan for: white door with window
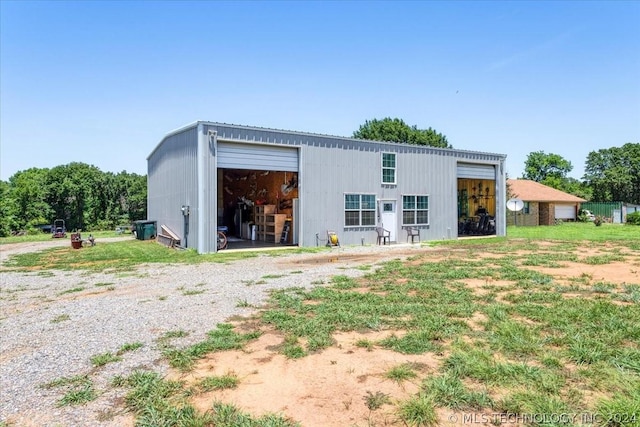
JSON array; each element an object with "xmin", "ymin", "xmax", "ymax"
[{"xmin": 380, "ymin": 200, "xmax": 397, "ymax": 242}]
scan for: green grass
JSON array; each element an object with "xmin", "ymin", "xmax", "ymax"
[
  {"xmin": 236, "ymin": 298, "xmax": 252, "ymax": 308},
  {"xmin": 90, "ymin": 352, "xmax": 122, "ymax": 367},
  {"xmin": 618, "ymin": 284, "xmax": 640, "ymax": 304},
  {"xmin": 355, "ymin": 338, "xmax": 374, "ymax": 351},
  {"xmin": 397, "ymin": 394, "xmax": 438, "ymax": 426},
  {"xmin": 424, "ymin": 373, "xmax": 493, "ymax": 410},
  {"xmin": 162, "ymin": 324, "xmax": 260, "ymax": 371},
  {"xmin": 114, "ymin": 370, "xmax": 299, "ymax": 427},
  {"xmin": 209, "ymin": 402, "xmax": 300, "ymax": 427},
  {"xmin": 0, "ymin": 230, "xmax": 131, "ymax": 245},
  {"xmin": 506, "ymin": 221, "xmax": 640, "ymax": 241},
  {"xmin": 57, "ymin": 286, "xmax": 85, "ymax": 295},
  {"xmin": 182, "ymin": 289, "xmax": 205, "ymax": 296},
  {"xmin": 159, "ymin": 329, "xmax": 189, "ymax": 340},
  {"xmin": 29, "ymin": 231, "xmax": 640, "ymax": 426},
  {"xmin": 253, "ymin": 237, "xmax": 638, "ymax": 424},
  {"xmin": 118, "ymin": 342, "xmax": 143, "ymax": 354},
  {"xmin": 41, "ymin": 374, "xmax": 97, "ymax": 406},
  {"xmin": 261, "ymin": 265, "xmax": 475, "ymax": 356},
  {"xmin": 262, "ymin": 274, "xmax": 285, "ymax": 279},
  {"xmin": 94, "ymin": 282, "xmax": 115, "ymax": 287},
  {"xmin": 51, "ymin": 313, "xmax": 71, "ymax": 323},
  {"xmin": 281, "ymin": 335, "xmax": 307, "ymax": 359},
  {"xmin": 196, "ymin": 373, "xmax": 239, "ymax": 392},
  {"xmin": 2, "ymin": 239, "xmax": 329, "ymax": 272},
  {"xmin": 363, "ymin": 390, "xmax": 391, "ymax": 411},
  {"xmin": 385, "ymin": 363, "xmax": 418, "ymax": 383},
  {"xmin": 583, "ymin": 254, "xmax": 626, "ymax": 265}
]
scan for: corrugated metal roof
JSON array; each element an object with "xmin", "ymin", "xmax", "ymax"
[
  {"xmin": 148, "ymin": 121, "xmax": 507, "ymax": 161},
  {"xmin": 507, "ymin": 179, "xmax": 586, "ymax": 203}
]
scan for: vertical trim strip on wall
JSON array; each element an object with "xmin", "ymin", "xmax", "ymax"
[
  {"xmin": 209, "ymin": 129, "xmax": 218, "ymax": 253},
  {"xmin": 197, "ymin": 124, "xmax": 206, "ymax": 254},
  {"xmin": 297, "ymin": 145, "xmax": 304, "ymax": 246},
  {"xmin": 212, "ymin": 129, "xmax": 218, "ymax": 252}
]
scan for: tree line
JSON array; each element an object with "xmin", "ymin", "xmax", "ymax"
[
  {"xmin": 522, "ymin": 143, "xmax": 640, "ymax": 204},
  {"xmin": 1, "ymin": 118, "xmax": 636, "ymax": 236},
  {"xmin": 0, "ymin": 162, "xmax": 146, "ymax": 237},
  {"xmin": 355, "ymin": 118, "xmax": 639, "ymax": 205}
]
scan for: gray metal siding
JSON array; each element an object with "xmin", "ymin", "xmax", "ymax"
[
  {"xmin": 147, "ymin": 127, "xmax": 199, "ymax": 249},
  {"xmin": 299, "ymin": 144, "xmax": 378, "ymax": 247},
  {"xmin": 148, "ymin": 121, "xmax": 507, "ymax": 252},
  {"xmin": 217, "ymin": 142, "xmax": 298, "ymax": 171},
  {"xmin": 299, "ymin": 143, "xmax": 472, "ymax": 246}
]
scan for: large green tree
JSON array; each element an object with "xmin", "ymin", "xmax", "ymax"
[
  {"xmin": 523, "ymin": 151, "xmax": 573, "ymax": 182},
  {"xmin": 0, "ymin": 180, "xmax": 18, "ymax": 236},
  {"xmin": 107, "ymin": 171, "xmax": 147, "ymax": 225},
  {"xmin": 8, "ymin": 168, "xmax": 52, "ymax": 229},
  {"xmin": 46, "ymin": 162, "xmax": 104, "ymax": 231},
  {"xmin": 583, "ymin": 143, "xmax": 640, "ymax": 204},
  {"xmin": 2, "ymin": 162, "xmax": 148, "ymax": 234},
  {"xmin": 353, "ymin": 117, "xmax": 451, "ymax": 148},
  {"xmin": 522, "ymin": 151, "xmax": 594, "ymax": 198}
]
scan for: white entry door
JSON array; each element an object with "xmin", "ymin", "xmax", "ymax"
[{"xmin": 380, "ymin": 200, "xmax": 397, "ymax": 242}]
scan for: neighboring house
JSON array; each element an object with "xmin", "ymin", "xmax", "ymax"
[
  {"xmin": 147, "ymin": 121, "xmax": 507, "ymax": 253},
  {"xmin": 506, "ymin": 179, "xmax": 586, "ymax": 226}
]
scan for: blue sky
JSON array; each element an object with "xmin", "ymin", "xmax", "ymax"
[{"xmin": 1, "ymin": 1, "xmax": 639, "ymax": 181}]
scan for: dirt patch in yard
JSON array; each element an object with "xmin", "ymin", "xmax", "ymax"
[
  {"xmin": 527, "ymin": 261, "xmax": 639, "ymax": 285},
  {"xmin": 172, "ymin": 241, "xmax": 640, "ymax": 426},
  {"xmin": 3, "ymin": 238, "xmax": 638, "ymax": 426},
  {"xmin": 171, "ymin": 329, "xmax": 438, "ymax": 427}
]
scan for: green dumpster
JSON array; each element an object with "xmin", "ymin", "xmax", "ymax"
[{"xmin": 134, "ymin": 220, "xmax": 156, "ymax": 240}]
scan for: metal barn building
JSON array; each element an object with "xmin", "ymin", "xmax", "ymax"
[{"xmin": 147, "ymin": 121, "xmax": 507, "ymax": 253}]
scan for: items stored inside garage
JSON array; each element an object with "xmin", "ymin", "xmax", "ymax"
[{"xmin": 217, "ymin": 168, "xmax": 298, "ymax": 245}]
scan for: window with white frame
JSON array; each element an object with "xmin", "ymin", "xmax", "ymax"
[
  {"xmin": 523, "ymin": 201, "xmax": 531, "ymax": 214},
  {"xmin": 402, "ymin": 195, "xmax": 429, "ymax": 225},
  {"xmin": 344, "ymin": 194, "xmax": 376, "ymax": 227},
  {"xmin": 381, "ymin": 152, "xmax": 396, "ymax": 184}
]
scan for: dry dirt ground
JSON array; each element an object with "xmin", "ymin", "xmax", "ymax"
[
  {"xmin": 169, "ymin": 243, "xmax": 639, "ymax": 427},
  {"xmin": 2, "ymin": 239, "xmax": 639, "ymax": 427}
]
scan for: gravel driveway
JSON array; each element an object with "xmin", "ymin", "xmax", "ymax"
[{"xmin": 0, "ymin": 240, "xmax": 427, "ymax": 427}]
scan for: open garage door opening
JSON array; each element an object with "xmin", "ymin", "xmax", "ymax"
[
  {"xmin": 217, "ymin": 168, "xmax": 299, "ymax": 250},
  {"xmin": 456, "ymin": 163, "xmax": 497, "ymax": 237},
  {"xmin": 215, "ymin": 141, "xmax": 299, "ymax": 250}
]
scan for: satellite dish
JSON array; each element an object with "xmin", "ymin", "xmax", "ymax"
[{"xmin": 507, "ymin": 198, "xmax": 524, "ymax": 212}]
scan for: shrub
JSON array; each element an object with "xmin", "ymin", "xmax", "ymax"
[
  {"xmin": 594, "ymin": 215, "xmax": 605, "ymax": 226},
  {"xmin": 627, "ymin": 211, "xmax": 640, "ymax": 226}
]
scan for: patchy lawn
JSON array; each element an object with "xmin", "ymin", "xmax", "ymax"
[{"xmin": 116, "ymin": 238, "xmax": 640, "ymax": 426}]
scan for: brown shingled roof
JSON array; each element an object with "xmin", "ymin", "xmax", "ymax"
[{"xmin": 507, "ymin": 179, "xmax": 586, "ymax": 203}]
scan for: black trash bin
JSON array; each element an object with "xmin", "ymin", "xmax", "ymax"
[{"xmin": 134, "ymin": 220, "xmax": 157, "ymax": 240}]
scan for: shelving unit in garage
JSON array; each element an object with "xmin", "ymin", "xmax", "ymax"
[{"xmin": 254, "ymin": 205, "xmax": 287, "ymax": 243}]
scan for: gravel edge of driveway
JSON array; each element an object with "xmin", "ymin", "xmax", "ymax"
[{"xmin": 0, "ymin": 243, "xmax": 428, "ymax": 427}]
